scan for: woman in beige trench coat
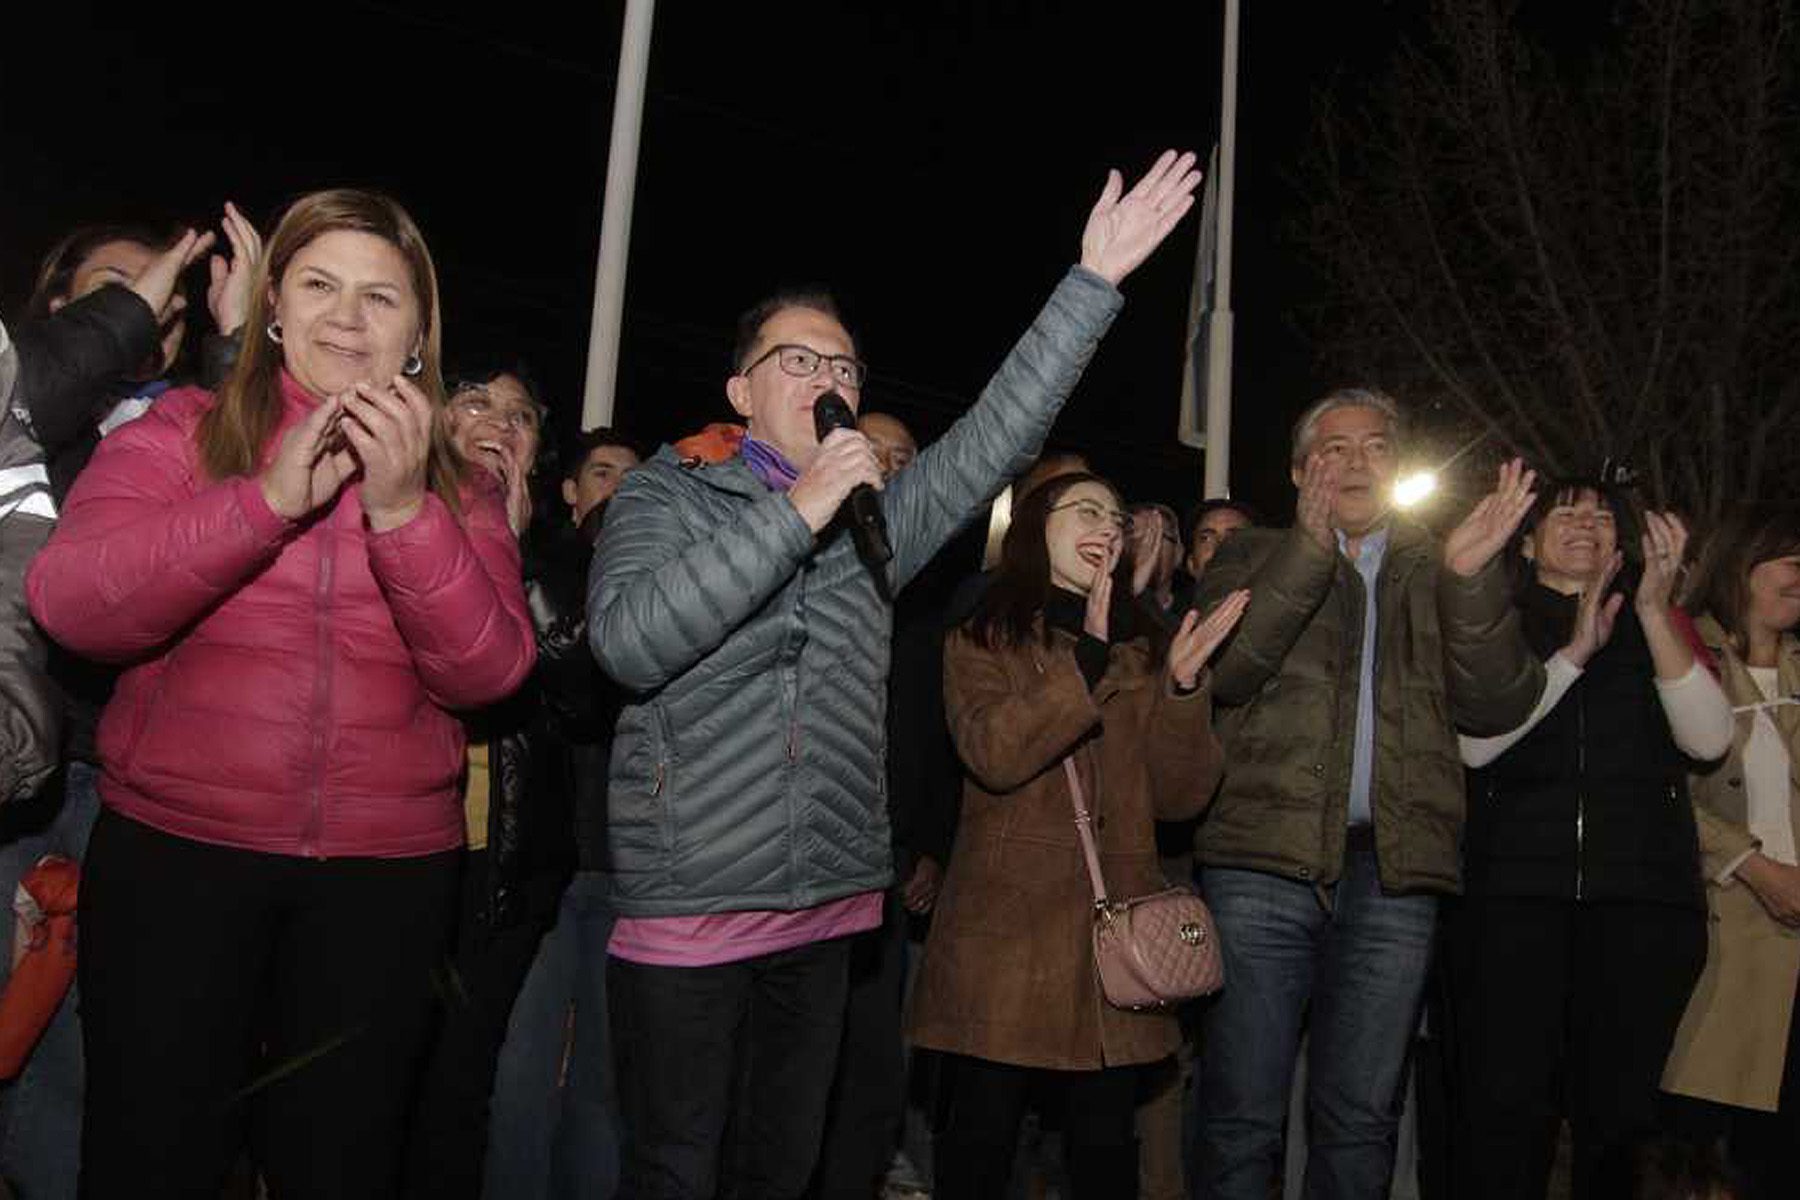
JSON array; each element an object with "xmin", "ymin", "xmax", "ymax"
[
  {"xmin": 1663, "ymin": 503, "xmax": 1800, "ymax": 1200},
  {"xmin": 906, "ymin": 472, "xmax": 1246, "ymax": 1200}
]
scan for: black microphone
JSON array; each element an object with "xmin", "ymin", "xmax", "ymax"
[{"xmin": 812, "ymin": 392, "xmax": 893, "ymax": 568}]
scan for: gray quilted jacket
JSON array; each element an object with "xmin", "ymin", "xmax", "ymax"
[{"xmin": 590, "ymin": 266, "xmax": 1122, "ymax": 916}]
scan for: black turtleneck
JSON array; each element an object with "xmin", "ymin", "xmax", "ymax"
[{"xmin": 1046, "ymin": 587, "xmax": 1111, "ymax": 691}]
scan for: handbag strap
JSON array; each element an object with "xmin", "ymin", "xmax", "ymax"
[{"xmin": 1062, "ymin": 756, "xmax": 1111, "ymax": 907}]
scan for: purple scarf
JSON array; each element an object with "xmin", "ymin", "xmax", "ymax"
[{"xmin": 740, "ymin": 436, "xmax": 799, "ymax": 492}]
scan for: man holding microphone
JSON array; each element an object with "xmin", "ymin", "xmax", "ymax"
[{"xmin": 590, "ymin": 150, "xmax": 1200, "ymax": 1199}]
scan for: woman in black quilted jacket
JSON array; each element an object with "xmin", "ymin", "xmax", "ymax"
[{"xmin": 1448, "ymin": 477, "xmax": 1734, "ymax": 1200}]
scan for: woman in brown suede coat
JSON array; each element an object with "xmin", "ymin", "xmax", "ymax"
[{"xmin": 908, "ymin": 472, "xmax": 1247, "ymax": 1199}]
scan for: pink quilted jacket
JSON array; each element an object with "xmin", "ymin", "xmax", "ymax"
[{"xmin": 25, "ymin": 373, "xmax": 536, "ymax": 858}]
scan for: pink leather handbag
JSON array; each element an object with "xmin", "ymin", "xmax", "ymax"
[{"xmin": 1064, "ymin": 757, "xmax": 1224, "ymax": 1010}]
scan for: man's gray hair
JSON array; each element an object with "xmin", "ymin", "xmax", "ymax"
[{"xmin": 1290, "ymin": 387, "xmax": 1404, "ymax": 467}]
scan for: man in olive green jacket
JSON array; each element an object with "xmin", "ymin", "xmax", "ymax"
[{"xmin": 1190, "ymin": 388, "xmax": 1545, "ymax": 1200}]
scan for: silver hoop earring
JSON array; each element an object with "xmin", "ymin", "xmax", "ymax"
[
  {"xmin": 265, "ymin": 320, "xmax": 283, "ymax": 345},
  {"xmin": 402, "ymin": 354, "xmax": 423, "ymax": 377}
]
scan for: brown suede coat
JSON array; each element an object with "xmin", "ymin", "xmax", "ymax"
[{"xmin": 906, "ymin": 626, "xmax": 1224, "ymax": 1070}]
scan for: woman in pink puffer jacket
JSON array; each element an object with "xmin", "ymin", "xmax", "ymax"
[{"xmin": 24, "ymin": 189, "xmax": 535, "ymax": 1200}]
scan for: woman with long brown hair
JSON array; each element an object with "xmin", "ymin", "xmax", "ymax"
[
  {"xmin": 908, "ymin": 471, "xmax": 1246, "ymax": 1198},
  {"xmin": 25, "ymin": 188, "xmax": 535, "ymax": 1198},
  {"xmin": 1663, "ymin": 503, "xmax": 1800, "ymax": 1200}
]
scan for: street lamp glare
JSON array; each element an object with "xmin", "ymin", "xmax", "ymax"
[{"xmin": 1393, "ymin": 471, "xmax": 1439, "ymax": 509}]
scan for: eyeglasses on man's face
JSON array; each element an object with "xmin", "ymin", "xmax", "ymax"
[
  {"xmin": 742, "ymin": 343, "xmax": 868, "ymax": 391},
  {"xmin": 1049, "ymin": 499, "xmax": 1132, "ymax": 536}
]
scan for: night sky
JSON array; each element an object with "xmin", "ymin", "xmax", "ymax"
[{"xmin": 5, "ymin": 1, "xmax": 1416, "ymax": 531}]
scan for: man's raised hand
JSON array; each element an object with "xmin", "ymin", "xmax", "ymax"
[
  {"xmin": 1079, "ymin": 150, "xmax": 1202, "ymax": 286},
  {"xmin": 1297, "ymin": 455, "xmax": 1341, "ymax": 552}
]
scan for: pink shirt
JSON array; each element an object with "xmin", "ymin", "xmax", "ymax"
[{"xmin": 608, "ymin": 891, "xmax": 883, "ymax": 967}]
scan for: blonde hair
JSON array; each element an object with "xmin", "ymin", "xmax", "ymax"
[{"xmin": 196, "ymin": 189, "xmax": 465, "ymax": 513}]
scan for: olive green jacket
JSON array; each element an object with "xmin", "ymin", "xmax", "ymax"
[{"xmin": 1193, "ymin": 521, "xmax": 1543, "ymax": 894}]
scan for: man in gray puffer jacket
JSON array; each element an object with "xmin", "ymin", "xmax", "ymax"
[{"xmin": 589, "ymin": 151, "xmax": 1201, "ymax": 1199}]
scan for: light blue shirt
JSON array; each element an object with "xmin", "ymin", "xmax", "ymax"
[{"xmin": 1339, "ymin": 525, "xmax": 1390, "ymax": 827}]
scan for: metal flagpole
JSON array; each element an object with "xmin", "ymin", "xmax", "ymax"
[
  {"xmin": 1203, "ymin": 0, "xmax": 1240, "ymax": 498},
  {"xmin": 580, "ymin": 0, "xmax": 656, "ymax": 431}
]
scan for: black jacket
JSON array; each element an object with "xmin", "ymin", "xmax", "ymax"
[
  {"xmin": 885, "ymin": 586, "xmax": 962, "ymax": 878},
  {"xmin": 1464, "ymin": 581, "xmax": 1703, "ymax": 908},
  {"xmin": 10, "ymin": 285, "xmax": 239, "ymax": 766},
  {"xmin": 10, "ymin": 285, "xmax": 162, "ymax": 504},
  {"xmin": 470, "ymin": 519, "xmax": 620, "ymax": 933}
]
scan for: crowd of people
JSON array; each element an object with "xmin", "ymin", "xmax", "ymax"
[{"xmin": 0, "ymin": 145, "xmax": 1790, "ymax": 1200}]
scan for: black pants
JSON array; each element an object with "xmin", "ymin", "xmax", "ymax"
[
  {"xmin": 401, "ymin": 850, "xmax": 558, "ymax": 1200},
  {"xmin": 609, "ymin": 938, "xmax": 851, "ymax": 1200},
  {"xmin": 808, "ymin": 893, "xmax": 910, "ymax": 1200},
  {"xmin": 1446, "ymin": 896, "xmax": 1705, "ymax": 1200},
  {"xmin": 1662, "ymin": 971, "xmax": 1800, "ymax": 1200},
  {"xmin": 932, "ymin": 1052, "xmax": 1140, "ymax": 1200},
  {"xmin": 77, "ymin": 808, "xmax": 459, "ymax": 1200}
]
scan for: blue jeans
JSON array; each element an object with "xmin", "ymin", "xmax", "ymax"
[
  {"xmin": 485, "ymin": 870, "xmax": 622, "ymax": 1200},
  {"xmin": 0, "ymin": 762, "xmax": 103, "ymax": 1200},
  {"xmin": 1192, "ymin": 846, "xmax": 1436, "ymax": 1200}
]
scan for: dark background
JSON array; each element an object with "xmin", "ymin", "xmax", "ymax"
[{"xmin": 4, "ymin": 1, "xmax": 1422, "ymax": 527}]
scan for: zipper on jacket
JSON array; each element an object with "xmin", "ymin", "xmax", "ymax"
[
  {"xmin": 303, "ymin": 525, "xmax": 337, "ymax": 858},
  {"xmin": 1574, "ymin": 682, "xmax": 1587, "ymax": 901},
  {"xmin": 650, "ymin": 703, "xmax": 673, "ymax": 797},
  {"xmin": 1364, "ymin": 580, "xmax": 1381, "ymax": 857}
]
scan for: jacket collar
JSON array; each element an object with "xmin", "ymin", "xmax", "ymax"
[
  {"xmin": 278, "ymin": 368, "xmax": 326, "ymax": 416},
  {"xmin": 1334, "ymin": 517, "xmax": 1433, "ymax": 592},
  {"xmin": 1693, "ymin": 613, "xmax": 1800, "ymax": 770},
  {"xmin": 1036, "ymin": 626, "xmax": 1154, "ymax": 706}
]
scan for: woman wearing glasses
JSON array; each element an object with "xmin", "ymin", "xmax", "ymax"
[
  {"xmin": 907, "ymin": 472, "xmax": 1247, "ymax": 1199},
  {"xmin": 1663, "ymin": 503, "xmax": 1800, "ymax": 1200},
  {"xmin": 404, "ymin": 362, "xmax": 579, "ymax": 1198},
  {"xmin": 25, "ymin": 189, "xmax": 535, "ymax": 1198}
]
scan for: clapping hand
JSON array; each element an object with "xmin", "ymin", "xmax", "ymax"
[
  {"xmin": 1084, "ymin": 538, "xmax": 1123, "ymax": 643},
  {"xmin": 1296, "ymin": 454, "xmax": 1342, "ymax": 552},
  {"xmin": 127, "ymin": 228, "xmax": 216, "ymax": 335},
  {"xmin": 258, "ymin": 395, "xmax": 358, "ymax": 521},
  {"xmin": 1562, "ymin": 550, "xmax": 1624, "ymax": 668},
  {"xmin": 1636, "ymin": 511, "xmax": 1689, "ymax": 616},
  {"xmin": 1129, "ymin": 508, "xmax": 1164, "ymax": 597},
  {"xmin": 1169, "ymin": 590, "xmax": 1250, "ymax": 691},
  {"xmin": 1079, "ymin": 150, "xmax": 1202, "ymax": 286},
  {"xmin": 1444, "ymin": 459, "xmax": 1537, "ymax": 578},
  {"xmin": 486, "ymin": 440, "xmax": 534, "ymax": 537},
  {"xmin": 341, "ymin": 376, "xmax": 435, "ymax": 532},
  {"xmin": 206, "ymin": 202, "xmax": 264, "ymax": 337}
]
